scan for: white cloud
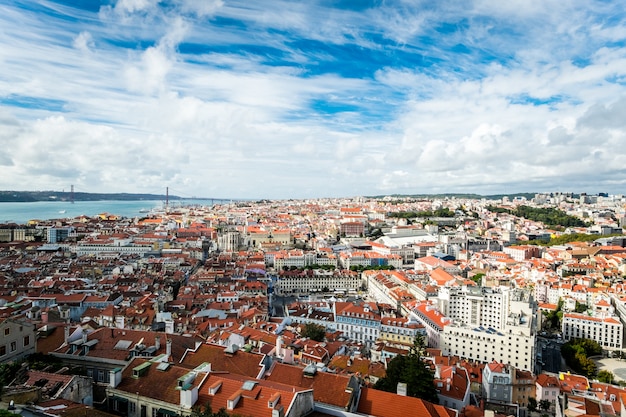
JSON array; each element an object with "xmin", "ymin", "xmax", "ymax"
[
  {"xmin": 1, "ymin": 0, "xmax": 626, "ymax": 198},
  {"xmin": 114, "ymin": 0, "xmax": 159, "ymax": 15},
  {"xmin": 177, "ymin": 0, "xmax": 224, "ymax": 17},
  {"xmin": 73, "ymin": 31, "xmax": 95, "ymax": 53}
]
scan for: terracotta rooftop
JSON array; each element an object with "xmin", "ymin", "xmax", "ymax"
[
  {"xmin": 265, "ymin": 362, "xmax": 355, "ymax": 408},
  {"xmin": 179, "ymin": 342, "xmax": 265, "ymax": 378},
  {"xmin": 114, "ymin": 357, "xmax": 206, "ymax": 405},
  {"xmin": 197, "ymin": 372, "xmax": 310, "ymax": 417},
  {"xmin": 357, "ymin": 387, "xmax": 455, "ymax": 417}
]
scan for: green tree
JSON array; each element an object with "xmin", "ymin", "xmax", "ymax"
[
  {"xmin": 597, "ymin": 370, "xmax": 615, "ymax": 384},
  {"xmin": 470, "ymin": 273, "xmax": 485, "ymax": 285},
  {"xmin": 528, "ymin": 397, "xmax": 537, "ymax": 413},
  {"xmin": 300, "ymin": 323, "xmax": 326, "ymax": 342},
  {"xmin": 538, "ymin": 399, "xmax": 552, "ymax": 412},
  {"xmin": 574, "ymin": 301, "xmax": 588, "ymax": 313},
  {"xmin": 190, "ymin": 403, "xmax": 239, "ymax": 417},
  {"xmin": 26, "ymin": 352, "xmax": 63, "ymax": 372},
  {"xmin": 190, "ymin": 403, "xmax": 214, "ymax": 417},
  {"xmin": 561, "ymin": 338, "xmax": 602, "ymax": 377},
  {"xmin": 0, "ymin": 361, "xmax": 21, "ymax": 387},
  {"xmin": 373, "ymin": 335, "xmax": 438, "ymax": 403},
  {"xmin": 543, "ymin": 298, "xmax": 564, "ymax": 330}
]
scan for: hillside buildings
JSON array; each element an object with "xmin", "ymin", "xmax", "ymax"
[{"xmin": 2, "ymin": 192, "xmax": 626, "ymax": 417}]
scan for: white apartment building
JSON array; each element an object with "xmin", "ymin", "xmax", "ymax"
[
  {"xmin": 74, "ymin": 243, "xmax": 153, "ymax": 257},
  {"xmin": 379, "ymin": 317, "xmax": 425, "ymax": 346},
  {"xmin": 439, "ymin": 287, "xmax": 537, "ymax": 371},
  {"xmin": 274, "ymin": 250, "xmax": 316, "ymax": 270},
  {"xmin": 334, "ymin": 302, "xmax": 382, "ymax": 344},
  {"xmin": 74, "ymin": 235, "xmax": 153, "ymax": 256},
  {"xmin": 338, "ymin": 251, "xmax": 370, "ymax": 269},
  {"xmin": 364, "ymin": 270, "xmax": 412, "ymax": 306},
  {"xmin": 562, "ymin": 312, "xmax": 623, "ymax": 350},
  {"xmin": 409, "ymin": 300, "xmax": 451, "ymax": 349},
  {"xmin": 274, "ymin": 270, "xmax": 362, "ymax": 295},
  {"xmin": 483, "ymin": 362, "xmax": 514, "ymax": 404},
  {"xmin": 442, "ymin": 325, "xmax": 536, "ymax": 371},
  {"xmin": 0, "ymin": 318, "xmax": 36, "ymax": 363}
]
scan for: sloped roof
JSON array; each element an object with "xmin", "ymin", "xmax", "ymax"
[
  {"xmin": 179, "ymin": 342, "xmax": 264, "ymax": 378},
  {"xmin": 197, "ymin": 372, "xmax": 310, "ymax": 417},
  {"xmin": 115, "ymin": 358, "xmax": 206, "ymax": 405},
  {"xmin": 265, "ymin": 362, "xmax": 354, "ymax": 408},
  {"xmin": 357, "ymin": 387, "xmax": 455, "ymax": 417}
]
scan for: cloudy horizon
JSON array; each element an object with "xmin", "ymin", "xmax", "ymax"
[{"xmin": 1, "ymin": 0, "xmax": 626, "ymax": 200}]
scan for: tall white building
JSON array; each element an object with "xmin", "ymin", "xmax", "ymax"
[{"xmin": 439, "ymin": 286, "xmax": 538, "ymax": 371}]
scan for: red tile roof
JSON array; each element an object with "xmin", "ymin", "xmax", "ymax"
[
  {"xmin": 179, "ymin": 342, "xmax": 265, "ymax": 378},
  {"xmin": 197, "ymin": 372, "xmax": 311, "ymax": 417},
  {"xmin": 357, "ymin": 387, "xmax": 455, "ymax": 417},
  {"xmin": 265, "ymin": 362, "xmax": 355, "ymax": 408}
]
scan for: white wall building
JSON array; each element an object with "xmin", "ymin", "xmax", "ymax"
[
  {"xmin": 275, "ymin": 270, "xmax": 361, "ymax": 295},
  {"xmin": 439, "ymin": 287, "xmax": 537, "ymax": 371},
  {"xmin": 562, "ymin": 312, "xmax": 623, "ymax": 350}
]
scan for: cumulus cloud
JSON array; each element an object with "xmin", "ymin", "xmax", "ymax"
[{"xmin": 1, "ymin": 0, "xmax": 626, "ymax": 198}]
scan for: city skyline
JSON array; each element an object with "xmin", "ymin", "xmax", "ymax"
[{"xmin": 1, "ymin": 0, "xmax": 626, "ymax": 200}]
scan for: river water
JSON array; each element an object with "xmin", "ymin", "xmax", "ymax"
[{"xmin": 0, "ymin": 200, "xmax": 213, "ymax": 224}]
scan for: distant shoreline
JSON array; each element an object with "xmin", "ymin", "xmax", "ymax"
[{"xmin": 0, "ymin": 190, "xmax": 191, "ymax": 203}]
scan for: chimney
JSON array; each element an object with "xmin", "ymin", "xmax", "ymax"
[
  {"xmin": 446, "ymin": 378, "xmax": 451, "ymax": 391},
  {"xmin": 155, "ymin": 336, "xmax": 161, "ymax": 351},
  {"xmin": 397, "ymin": 382, "xmax": 407, "ymax": 396},
  {"xmin": 82, "ymin": 329, "xmax": 88, "ymax": 344},
  {"xmin": 166, "ymin": 338, "xmax": 172, "ymax": 358},
  {"xmin": 276, "ymin": 335, "xmax": 283, "ymax": 356},
  {"xmin": 180, "ymin": 384, "xmax": 198, "ymax": 409},
  {"xmin": 41, "ymin": 310, "xmax": 49, "ymax": 324},
  {"xmin": 64, "ymin": 325, "xmax": 70, "ymax": 344},
  {"xmin": 227, "ymin": 392, "xmax": 241, "ymax": 410},
  {"xmin": 109, "ymin": 368, "xmax": 123, "ymax": 388}
]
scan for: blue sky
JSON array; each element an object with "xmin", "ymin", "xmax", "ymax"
[{"xmin": 1, "ymin": 0, "xmax": 626, "ymax": 199}]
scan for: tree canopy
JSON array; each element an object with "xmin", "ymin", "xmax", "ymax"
[
  {"xmin": 388, "ymin": 207, "xmax": 456, "ymax": 219},
  {"xmin": 300, "ymin": 323, "xmax": 326, "ymax": 342},
  {"xmin": 597, "ymin": 370, "xmax": 615, "ymax": 384},
  {"xmin": 561, "ymin": 338, "xmax": 602, "ymax": 377},
  {"xmin": 190, "ymin": 403, "xmax": 238, "ymax": 417},
  {"xmin": 528, "ymin": 397, "xmax": 537, "ymax": 412},
  {"xmin": 539, "ymin": 399, "xmax": 552, "ymax": 411},
  {"xmin": 486, "ymin": 205, "xmax": 589, "ymax": 228},
  {"xmin": 373, "ymin": 335, "xmax": 438, "ymax": 404}
]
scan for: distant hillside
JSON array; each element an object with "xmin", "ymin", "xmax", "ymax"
[
  {"xmin": 367, "ymin": 192, "xmax": 538, "ymax": 200},
  {"xmin": 0, "ymin": 190, "xmax": 183, "ymax": 203}
]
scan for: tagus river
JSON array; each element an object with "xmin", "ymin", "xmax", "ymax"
[{"xmin": 0, "ymin": 200, "xmax": 213, "ymax": 224}]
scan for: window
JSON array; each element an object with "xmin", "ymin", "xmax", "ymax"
[
  {"xmin": 0, "ymin": 345, "xmax": 5, "ymax": 356},
  {"xmin": 4, "ymin": 328, "xmax": 9, "ymax": 336},
  {"xmin": 23, "ymin": 335, "xmax": 30, "ymax": 347},
  {"xmin": 10, "ymin": 341, "xmax": 17, "ymax": 352}
]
